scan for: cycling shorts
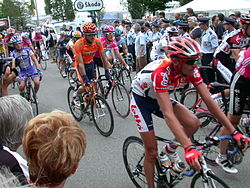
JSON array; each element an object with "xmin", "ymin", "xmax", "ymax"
[
  {"xmin": 19, "ymin": 67, "xmax": 39, "ymax": 82},
  {"xmin": 229, "ymin": 71, "xmax": 250, "ymax": 115},
  {"xmin": 75, "ymin": 62, "xmax": 95, "ymax": 82},
  {"xmin": 130, "ymin": 92, "xmax": 179, "ymax": 132},
  {"xmin": 58, "ymin": 49, "xmax": 66, "ymax": 58}
]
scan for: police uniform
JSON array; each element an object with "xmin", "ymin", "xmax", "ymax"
[
  {"xmin": 178, "ymin": 22, "xmax": 190, "ymax": 37},
  {"xmin": 126, "ymin": 22, "xmax": 136, "ymax": 68},
  {"xmin": 151, "ymin": 23, "xmax": 162, "ymax": 42},
  {"xmin": 199, "ymin": 17, "xmax": 219, "ymax": 84},
  {"xmin": 160, "ymin": 19, "xmax": 170, "ymax": 35},
  {"xmin": 222, "ymin": 17, "xmax": 236, "ymax": 40}
]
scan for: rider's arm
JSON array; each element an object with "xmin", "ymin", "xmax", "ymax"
[
  {"xmin": 75, "ymin": 54, "xmax": 86, "ymax": 75},
  {"xmin": 99, "ymin": 50, "xmax": 112, "ymax": 69},
  {"xmin": 122, "ymin": 44, "xmax": 128, "ymax": 54},
  {"xmin": 156, "ymin": 91, "xmax": 193, "ymax": 148},
  {"xmin": 196, "ymin": 83, "xmax": 236, "ymax": 133},
  {"xmin": 30, "ymin": 54, "xmax": 41, "ymax": 71},
  {"xmin": 114, "ymin": 49, "xmax": 127, "ymax": 66}
]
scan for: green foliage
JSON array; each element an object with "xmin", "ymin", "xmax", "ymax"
[
  {"xmin": 179, "ymin": 0, "xmax": 192, "ymax": 6},
  {"xmin": 0, "ymin": 0, "xmax": 28, "ymax": 29},
  {"xmin": 65, "ymin": 0, "xmax": 75, "ymax": 20},
  {"xmin": 45, "ymin": 0, "xmax": 75, "ymax": 21},
  {"xmin": 123, "ymin": 0, "xmax": 171, "ymax": 18}
]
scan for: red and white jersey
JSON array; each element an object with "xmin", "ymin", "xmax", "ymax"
[
  {"xmin": 131, "ymin": 59, "xmax": 203, "ymax": 99},
  {"xmin": 237, "ymin": 47, "xmax": 250, "ymax": 79}
]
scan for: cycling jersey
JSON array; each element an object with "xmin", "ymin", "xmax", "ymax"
[
  {"xmin": 116, "ymin": 37, "xmax": 126, "ymax": 53},
  {"xmin": 21, "ymin": 40, "xmax": 32, "ymax": 47},
  {"xmin": 10, "ymin": 47, "xmax": 35, "ymax": 71},
  {"xmin": 32, "ymin": 35, "xmax": 45, "ymax": 42},
  {"xmin": 237, "ymin": 47, "xmax": 250, "ymax": 79},
  {"xmin": 74, "ymin": 38, "xmax": 104, "ymax": 65},
  {"xmin": 131, "ymin": 59, "xmax": 203, "ymax": 99},
  {"xmin": 100, "ymin": 37, "xmax": 119, "ymax": 52},
  {"xmin": 214, "ymin": 29, "xmax": 250, "ymax": 71},
  {"xmin": 150, "ymin": 35, "xmax": 169, "ymax": 60}
]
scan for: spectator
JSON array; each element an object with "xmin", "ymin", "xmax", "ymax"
[
  {"xmin": 134, "ymin": 24, "xmax": 147, "ymax": 72},
  {"xmin": 234, "ymin": 11, "xmax": 241, "ymax": 29},
  {"xmin": 47, "ymin": 29, "xmax": 57, "ymax": 61},
  {"xmin": 114, "ymin": 20, "xmax": 123, "ymax": 31},
  {"xmin": 198, "ymin": 17, "xmax": 219, "ymax": 84},
  {"xmin": 61, "ymin": 24, "xmax": 68, "ymax": 31},
  {"xmin": 144, "ymin": 22, "xmax": 153, "ymax": 62},
  {"xmin": 126, "ymin": 22, "xmax": 136, "ymax": 70},
  {"xmin": 159, "ymin": 18, "xmax": 170, "ymax": 35},
  {"xmin": 174, "ymin": 12, "xmax": 181, "ymax": 21},
  {"xmin": 0, "ymin": 95, "xmax": 33, "ymax": 185},
  {"xmin": 186, "ymin": 8, "xmax": 196, "ymax": 17},
  {"xmin": 188, "ymin": 16, "xmax": 202, "ymax": 44},
  {"xmin": 197, "ymin": 13, "xmax": 205, "ymax": 18},
  {"xmin": 215, "ymin": 13, "xmax": 225, "ymax": 41},
  {"xmin": 23, "ymin": 110, "xmax": 87, "ymax": 187},
  {"xmin": 178, "ymin": 22, "xmax": 190, "ymax": 37},
  {"xmin": 151, "ymin": 23, "xmax": 162, "ymax": 42},
  {"xmin": 222, "ymin": 17, "xmax": 236, "ymax": 40}
]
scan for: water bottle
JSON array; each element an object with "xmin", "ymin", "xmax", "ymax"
[
  {"xmin": 172, "ymin": 161, "xmax": 186, "ymax": 173},
  {"xmin": 159, "ymin": 152, "xmax": 171, "ymax": 170}
]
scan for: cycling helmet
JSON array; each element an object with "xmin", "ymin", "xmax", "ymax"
[
  {"xmin": 10, "ymin": 35, "xmax": 22, "ymax": 44},
  {"xmin": 21, "ymin": 33, "xmax": 29, "ymax": 39},
  {"xmin": 82, "ymin": 23, "xmax": 97, "ymax": 33},
  {"xmin": 167, "ymin": 26, "xmax": 179, "ymax": 33},
  {"xmin": 60, "ymin": 31, "xmax": 66, "ymax": 36},
  {"xmin": 103, "ymin": 25, "xmax": 115, "ymax": 33},
  {"xmin": 167, "ymin": 37, "xmax": 201, "ymax": 60},
  {"xmin": 240, "ymin": 14, "xmax": 250, "ymax": 25},
  {"xmin": 7, "ymin": 28, "xmax": 15, "ymax": 34},
  {"xmin": 114, "ymin": 29, "xmax": 123, "ymax": 36},
  {"xmin": 35, "ymin": 30, "xmax": 41, "ymax": 34},
  {"xmin": 72, "ymin": 31, "xmax": 82, "ymax": 38}
]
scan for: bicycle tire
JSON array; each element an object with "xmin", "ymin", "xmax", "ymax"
[
  {"xmin": 190, "ymin": 170, "xmax": 230, "ymax": 188},
  {"xmin": 122, "ymin": 136, "xmax": 169, "ymax": 188},
  {"xmin": 67, "ymin": 69, "xmax": 78, "ymax": 87},
  {"xmin": 40, "ymin": 59, "xmax": 47, "ymax": 70},
  {"xmin": 180, "ymin": 87, "xmax": 202, "ymax": 111},
  {"xmin": 120, "ymin": 69, "xmax": 132, "ymax": 91},
  {"xmin": 29, "ymin": 86, "xmax": 39, "ymax": 116},
  {"xmin": 67, "ymin": 86, "xmax": 83, "ymax": 121},
  {"xmin": 91, "ymin": 94, "xmax": 114, "ymax": 137},
  {"xmin": 111, "ymin": 82, "xmax": 130, "ymax": 118},
  {"xmin": 192, "ymin": 112, "xmax": 221, "ymax": 166}
]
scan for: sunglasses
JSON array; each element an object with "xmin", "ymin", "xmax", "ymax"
[
  {"xmin": 184, "ymin": 59, "xmax": 198, "ymax": 65},
  {"xmin": 85, "ymin": 33, "xmax": 97, "ymax": 36},
  {"xmin": 13, "ymin": 42, "xmax": 22, "ymax": 45},
  {"xmin": 106, "ymin": 32, "xmax": 114, "ymax": 35}
]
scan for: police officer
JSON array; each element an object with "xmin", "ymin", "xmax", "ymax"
[
  {"xmin": 199, "ymin": 17, "xmax": 219, "ymax": 84},
  {"xmin": 125, "ymin": 22, "xmax": 136, "ymax": 70},
  {"xmin": 178, "ymin": 22, "xmax": 190, "ymax": 37},
  {"xmin": 159, "ymin": 18, "xmax": 170, "ymax": 35},
  {"xmin": 151, "ymin": 23, "xmax": 162, "ymax": 42},
  {"xmin": 222, "ymin": 17, "xmax": 236, "ymax": 40}
]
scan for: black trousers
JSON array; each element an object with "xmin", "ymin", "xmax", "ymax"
[
  {"xmin": 127, "ymin": 44, "xmax": 136, "ymax": 69},
  {"xmin": 201, "ymin": 53, "xmax": 215, "ymax": 84}
]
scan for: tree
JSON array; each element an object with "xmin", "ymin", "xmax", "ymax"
[
  {"xmin": 123, "ymin": 0, "xmax": 146, "ymax": 19},
  {"xmin": 45, "ymin": 0, "xmax": 75, "ymax": 21},
  {"xmin": 179, "ymin": 0, "xmax": 192, "ymax": 6},
  {"xmin": 65, "ymin": 0, "xmax": 75, "ymax": 20},
  {"xmin": 140, "ymin": 0, "xmax": 170, "ymax": 15}
]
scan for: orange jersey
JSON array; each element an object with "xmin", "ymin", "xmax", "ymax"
[{"xmin": 74, "ymin": 38, "xmax": 104, "ymax": 65}]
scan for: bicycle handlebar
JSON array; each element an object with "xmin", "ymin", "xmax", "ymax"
[{"xmin": 0, "ymin": 57, "xmax": 14, "ymax": 64}]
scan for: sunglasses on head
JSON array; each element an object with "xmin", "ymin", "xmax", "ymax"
[{"xmin": 184, "ymin": 59, "xmax": 198, "ymax": 65}]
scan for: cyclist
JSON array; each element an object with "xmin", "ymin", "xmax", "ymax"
[
  {"xmin": 32, "ymin": 30, "xmax": 46, "ymax": 52},
  {"xmin": 0, "ymin": 34, "xmax": 6, "ymax": 57},
  {"xmin": 73, "ymin": 23, "xmax": 111, "ymax": 104},
  {"xmin": 55, "ymin": 31, "xmax": 70, "ymax": 77},
  {"xmin": 114, "ymin": 29, "xmax": 128, "ymax": 54},
  {"xmin": 21, "ymin": 33, "xmax": 34, "ymax": 52},
  {"xmin": 100, "ymin": 25, "xmax": 129, "ymax": 70},
  {"xmin": 4, "ymin": 28, "xmax": 18, "ymax": 57},
  {"xmin": 130, "ymin": 37, "xmax": 248, "ymax": 188},
  {"xmin": 10, "ymin": 36, "xmax": 41, "ymax": 96}
]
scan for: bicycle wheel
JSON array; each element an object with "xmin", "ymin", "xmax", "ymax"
[
  {"xmin": 180, "ymin": 87, "xmax": 203, "ymax": 111},
  {"xmin": 67, "ymin": 69, "xmax": 78, "ymax": 87},
  {"xmin": 40, "ymin": 58, "xmax": 47, "ymax": 70},
  {"xmin": 111, "ymin": 82, "xmax": 130, "ymax": 118},
  {"xmin": 123, "ymin": 136, "xmax": 168, "ymax": 188},
  {"xmin": 192, "ymin": 112, "xmax": 221, "ymax": 166},
  {"xmin": 190, "ymin": 171, "xmax": 230, "ymax": 188},
  {"xmin": 91, "ymin": 95, "xmax": 114, "ymax": 137},
  {"xmin": 120, "ymin": 69, "xmax": 132, "ymax": 91},
  {"xmin": 29, "ymin": 86, "xmax": 38, "ymax": 116},
  {"xmin": 67, "ymin": 86, "xmax": 83, "ymax": 121}
]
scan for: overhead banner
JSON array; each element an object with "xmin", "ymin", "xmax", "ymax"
[
  {"xmin": 74, "ymin": 0, "xmax": 103, "ymax": 11},
  {"xmin": 0, "ymin": 18, "xmax": 9, "ymax": 27}
]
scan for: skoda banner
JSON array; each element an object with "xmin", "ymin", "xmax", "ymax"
[{"xmin": 74, "ymin": 0, "xmax": 103, "ymax": 11}]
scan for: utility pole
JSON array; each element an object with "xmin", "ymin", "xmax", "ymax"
[{"xmin": 34, "ymin": 0, "xmax": 39, "ymax": 26}]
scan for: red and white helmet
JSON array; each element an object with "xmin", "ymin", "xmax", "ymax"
[
  {"xmin": 167, "ymin": 37, "xmax": 201, "ymax": 61},
  {"xmin": 7, "ymin": 28, "xmax": 15, "ymax": 34},
  {"xmin": 103, "ymin": 25, "xmax": 115, "ymax": 33},
  {"xmin": 240, "ymin": 14, "xmax": 250, "ymax": 25}
]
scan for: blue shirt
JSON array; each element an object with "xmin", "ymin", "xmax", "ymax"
[
  {"xmin": 200, "ymin": 27, "xmax": 219, "ymax": 54},
  {"xmin": 152, "ymin": 32, "xmax": 162, "ymax": 42},
  {"xmin": 135, "ymin": 32, "xmax": 147, "ymax": 56},
  {"xmin": 126, "ymin": 30, "xmax": 136, "ymax": 46}
]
